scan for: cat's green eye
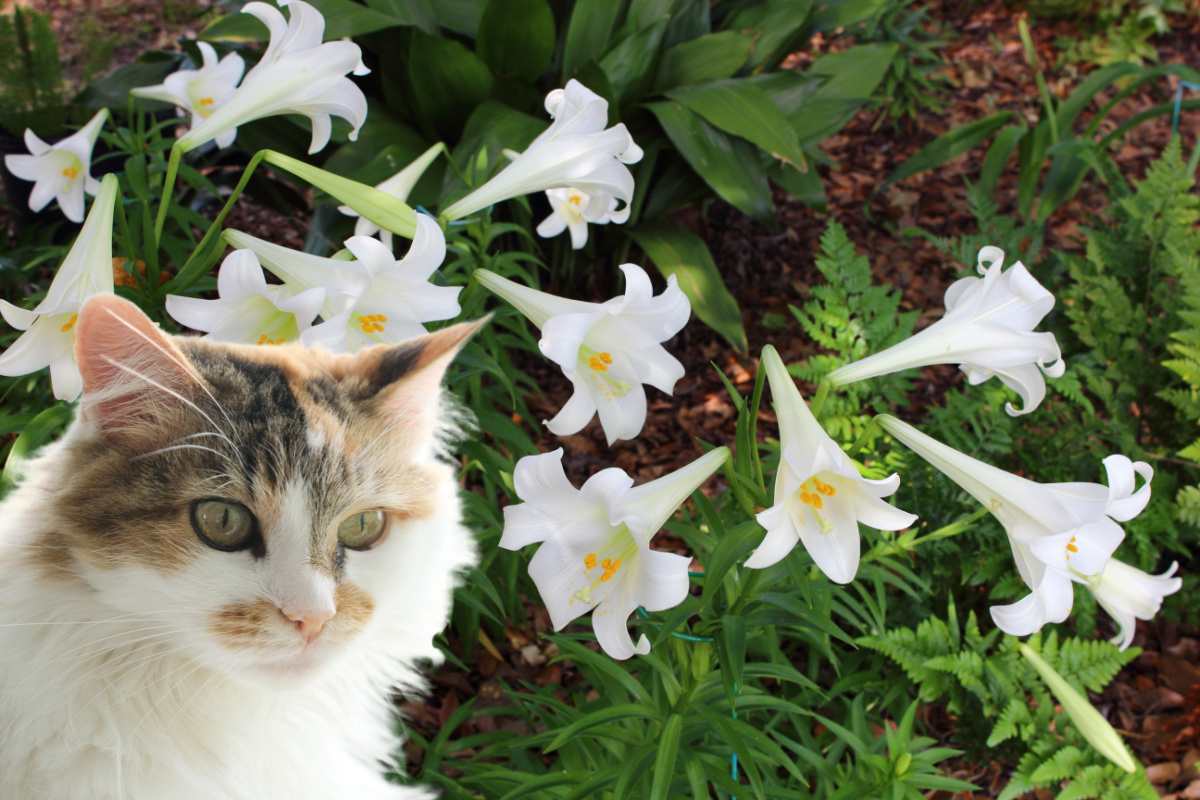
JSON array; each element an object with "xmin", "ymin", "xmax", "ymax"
[
  {"xmin": 191, "ymin": 499, "xmax": 257, "ymax": 552},
  {"xmin": 338, "ymin": 509, "xmax": 388, "ymax": 551}
]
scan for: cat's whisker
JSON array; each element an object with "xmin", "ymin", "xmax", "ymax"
[
  {"xmin": 99, "ymin": 356, "xmax": 232, "ymax": 448},
  {"xmin": 131, "ymin": 442, "xmax": 236, "ymax": 465}
]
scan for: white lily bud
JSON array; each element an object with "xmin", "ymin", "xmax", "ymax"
[
  {"xmin": 831, "ymin": 246, "xmax": 1064, "ymax": 416},
  {"xmin": 338, "ymin": 143, "xmax": 445, "ymax": 249}
]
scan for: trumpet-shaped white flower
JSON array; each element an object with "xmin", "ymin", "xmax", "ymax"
[
  {"xmin": 132, "ymin": 42, "xmax": 245, "ymax": 149},
  {"xmin": 441, "ymin": 80, "xmax": 642, "ymax": 221},
  {"xmin": 747, "ymin": 346, "xmax": 917, "ymax": 582},
  {"xmin": 4, "ymin": 109, "xmax": 108, "ymax": 223},
  {"xmin": 476, "ymin": 264, "xmax": 689, "ymax": 445},
  {"xmin": 536, "ymin": 186, "xmax": 628, "ymax": 250},
  {"xmin": 830, "ymin": 246, "xmax": 1065, "ymax": 416},
  {"xmin": 879, "ymin": 415, "xmax": 1154, "ymax": 639},
  {"xmin": 225, "ymin": 215, "xmax": 460, "ymax": 352},
  {"xmin": 165, "ymin": 249, "xmax": 324, "ymax": 345},
  {"xmin": 302, "ymin": 217, "xmax": 461, "ymax": 351},
  {"xmin": 0, "ymin": 174, "xmax": 118, "ymax": 399},
  {"xmin": 1090, "ymin": 559, "xmax": 1181, "ymax": 650},
  {"xmin": 177, "ymin": 0, "xmax": 368, "ymax": 154},
  {"xmin": 338, "ymin": 143, "xmax": 443, "ymax": 248},
  {"xmin": 500, "ymin": 446, "xmax": 729, "ymax": 660}
]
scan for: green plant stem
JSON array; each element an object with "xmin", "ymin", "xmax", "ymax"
[
  {"xmin": 154, "ymin": 143, "xmax": 183, "ymax": 246},
  {"xmin": 167, "ymin": 150, "xmax": 267, "ymax": 294},
  {"xmin": 809, "ymin": 379, "xmax": 832, "ymax": 419},
  {"xmin": 728, "ymin": 568, "xmax": 764, "ymax": 617},
  {"xmin": 861, "ymin": 506, "xmax": 989, "ymax": 565}
]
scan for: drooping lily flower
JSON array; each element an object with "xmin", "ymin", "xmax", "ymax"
[
  {"xmin": 0, "ymin": 174, "xmax": 118, "ymax": 399},
  {"xmin": 441, "ymin": 80, "xmax": 642, "ymax": 221},
  {"xmin": 747, "ymin": 345, "xmax": 916, "ymax": 583},
  {"xmin": 4, "ymin": 108, "xmax": 108, "ymax": 223},
  {"xmin": 339, "ymin": 143, "xmax": 443, "ymax": 248},
  {"xmin": 177, "ymin": 0, "xmax": 368, "ymax": 154},
  {"xmin": 165, "ymin": 249, "xmax": 324, "ymax": 345},
  {"xmin": 1090, "ymin": 559, "xmax": 1181, "ymax": 650},
  {"xmin": 301, "ymin": 216, "xmax": 462, "ymax": 352},
  {"xmin": 830, "ymin": 246, "xmax": 1065, "ymax": 416},
  {"xmin": 879, "ymin": 415, "xmax": 1155, "ymax": 639},
  {"xmin": 132, "ymin": 42, "xmax": 245, "ymax": 149},
  {"xmin": 475, "ymin": 264, "xmax": 689, "ymax": 445},
  {"xmin": 500, "ymin": 446, "xmax": 729, "ymax": 660},
  {"xmin": 536, "ymin": 186, "xmax": 628, "ymax": 250}
]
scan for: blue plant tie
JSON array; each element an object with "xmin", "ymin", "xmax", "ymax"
[{"xmin": 1172, "ymin": 80, "xmax": 1200, "ymax": 134}]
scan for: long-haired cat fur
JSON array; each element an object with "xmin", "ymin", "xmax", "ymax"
[{"xmin": 0, "ymin": 294, "xmax": 480, "ymax": 799}]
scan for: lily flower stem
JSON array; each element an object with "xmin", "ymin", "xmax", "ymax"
[
  {"xmin": 809, "ymin": 379, "xmax": 832, "ymax": 420},
  {"xmin": 860, "ymin": 507, "xmax": 989, "ymax": 566},
  {"xmin": 154, "ymin": 144, "xmax": 183, "ymax": 247},
  {"xmin": 728, "ymin": 568, "xmax": 764, "ymax": 617},
  {"xmin": 171, "ymin": 150, "xmax": 268, "ymax": 294}
]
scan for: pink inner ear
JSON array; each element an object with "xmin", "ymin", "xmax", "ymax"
[{"xmin": 75, "ymin": 294, "xmax": 199, "ymax": 436}]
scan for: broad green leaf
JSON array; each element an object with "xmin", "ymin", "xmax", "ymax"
[
  {"xmin": 806, "ymin": 42, "xmax": 898, "ymax": 98},
  {"xmin": 321, "ymin": 102, "xmax": 428, "ymax": 181},
  {"xmin": 443, "ymin": 101, "xmax": 543, "ymax": 201},
  {"xmin": 650, "ymin": 715, "xmax": 684, "ymax": 800},
  {"xmin": 808, "ymin": 0, "xmax": 888, "ymax": 32},
  {"xmin": 79, "ymin": 56, "xmax": 178, "ymax": 111},
  {"xmin": 1036, "ymin": 140, "xmax": 1097, "ymax": 223},
  {"xmin": 364, "ymin": 0, "xmax": 437, "ymax": 33},
  {"xmin": 887, "ymin": 111, "xmax": 1015, "ymax": 186},
  {"xmin": 427, "ymin": 0, "xmax": 484, "ymax": 36},
  {"xmin": 203, "ymin": 0, "xmax": 404, "ymax": 40},
  {"xmin": 2, "ymin": 403, "xmax": 72, "ymax": 492},
  {"xmin": 723, "ymin": 0, "xmax": 813, "ymax": 68},
  {"xmin": 646, "ymin": 101, "xmax": 772, "ymax": 219},
  {"xmin": 476, "ymin": 0, "xmax": 555, "ymax": 82},
  {"xmin": 630, "ymin": 222, "xmax": 748, "ymax": 351},
  {"xmin": 782, "ymin": 44, "xmax": 898, "ymax": 144},
  {"xmin": 407, "ymin": 31, "xmax": 494, "ymax": 140},
  {"xmin": 667, "ymin": 79, "xmax": 806, "ymax": 168},
  {"xmin": 600, "ymin": 19, "xmax": 668, "ymax": 104},
  {"xmin": 769, "ymin": 162, "xmax": 825, "ymax": 208},
  {"xmin": 655, "ymin": 31, "xmax": 753, "ymax": 91},
  {"xmin": 562, "ymin": 0, "xmax": 621, "ymax": 79}
]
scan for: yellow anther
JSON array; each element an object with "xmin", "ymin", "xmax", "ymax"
[
  {"xmin": 62, "ymin": 166, "xmax": 79, "ymax": 180},
  {"xmin": 60, "ymin": 313, "xmax": 78, "ymax": 333},
  {"xmin": 198, "ymin": 97, "xmax": 215, "ymax": 107},
  {"xmin": 814, "ymin": 478, "xmax": 836, "ymax": 496},
  {"xmin": 255, "ymin": 334, "xmax": 284, "ymax": 346},
  {"xmin": 1066, "ymin": 535, "xmax": 1079, "ymax": 555},
  {"xmin": 568, "ymin": 192, "xmax": 584, "ymax": 206},
  {"xmin": 584, "ymin": 553, "xmax": 598, "ymax": 570},
  {"xmin": 600, "ymin": 558, "xmax": 622, "ymax": 582},
  {"xmin": 357, "ymin": 313, "xmax": 388, "ymax": 334},
  {"xmin": 800, "ymin": 490, "xmax": 823, "ymax": 509},
  {"xmin": 588, "ymin": 352, "xmax": 612, "ymax": 372}
]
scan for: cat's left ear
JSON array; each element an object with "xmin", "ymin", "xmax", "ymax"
[
  {"xmin": 351, "ymin": 317, "xmax": 488, "ymax": 438},
  {"xmin": 74, "ymin": 293, "xmax": 200, "ymax": 442}
]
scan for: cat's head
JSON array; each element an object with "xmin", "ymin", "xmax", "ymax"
[{"xmin": 41, "ymin": 294, "xmax": 480, "ymax": 684}]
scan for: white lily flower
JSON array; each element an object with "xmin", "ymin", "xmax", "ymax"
[
  {"xmin": 338, "ymin": 143, "xmax": 443, "ymax": 248},
  {"xmin": 177, "ymin": 0, "xmax": 368, "ymax": 155},
  {"xmin": 879, "ymin": 414, "xmax": 1154, "ymax": 638},
  {"xmin": 1090, "ymin": 559, "xmax": 1181, "ymax": 650},
  {"xmin": 4, "ymin": 108, "xmax": 108, "ymax": 223},
  {"xmin": 132, "ymin": 42, "xmax": 245, "ymax": 149},
  {"xmin": 536, "ymin": 186, "xmax": 628, "ymax": 250},
  {"xmin": 441, "ymin": 80, "xmax": 642, "ymax": 221},
  {"xmin": 747, "ymin": 346, "xmax": 916, "ymax": 583},
  {"xmin": 475, "ymin": 264, "xmax": 689, "ymax": 445},
  {"xmin": 301, "ymin": 216, "xmax": 462, "ymax": 352},
  {"xmin": 830, "ymin": 246, "xmax": 1065, "ymax": 416},
  {"xmin": 223, "ymin": 228, "xmax": 368, "ymax": 313},
  {"xmin": 0, "ymin": 174, "xmax": 118, "ymax": 399},
  {"xmin": 500, "ymin": 446, "xmax": 729, "ymax": 660},
  {"xmin": 165, "ymin": 249, "xmax": 324, "ymax": 345}
]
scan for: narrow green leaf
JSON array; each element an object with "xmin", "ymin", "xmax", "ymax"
[
  {"xmin": 599, "ymin": 19, "xmax": 667, "ymax": 103},
  {"xmin": 650, "ymin": 715, "xmax": 684, "ymax": 800},
  {"xmin": 2, "ymin": 403, "xmax": 72, "ymax": 492},
  {"xmin": 887, "ymin": 111, "xmax": 1014, "ymax": 186},
  {"xmin": 407, "ymin": 31, "xmax": 494, "ymax": 140},
  {"xmin": 562, "ymin": 0, "xmax": 621, "ymax": 78},
  {"xmin": 476, "ymin": 0, "xmax": 555, "ymax": 82},
  {"xmin": 629, "ymin": 222, "xmax": 749, "ymax": 351},
  {"xmin": 978, "ymin": 123, "xmax": 1027, "ymax": 197}
]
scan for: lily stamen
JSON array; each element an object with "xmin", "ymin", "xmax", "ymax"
[{"xmin": 60, "ymin": 313, "xmax": 78, "ymax": 333}]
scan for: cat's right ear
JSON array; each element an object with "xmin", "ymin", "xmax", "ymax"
[{"xmin": 75, "ymin": 294, "xmax": 200, "ymax": 442}]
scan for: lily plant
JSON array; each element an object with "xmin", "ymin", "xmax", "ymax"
[
  {"xmin": 132, "ymin": 42, "xmax": 245, "ymax": 149},
  {"xmin": 475, "ymin": 264, "xmax": 689, "ymax": 445},
  {"xmin": 830, "ymin": 246, "xmax": 1065, "ymax": 416},
  {"xmin": 441, "ymin": 80, "xmax": 642, "ymax": 222},
  {"xmin": 220, "ymin": 214, "xmax": 459, "ymax": 352},
  {"xmin": 339, "ymin": 143, "xmax": 445, "ymax": 249},
  {"xmin": 165, "ymin": 249, "xmax": 325, "ymax": 345},
  {"xmin": 878, "ymin": 414, "xmax": 1166, "ymax": 644},
  {"xmin": 536, "ymin": 186, "xmax": 628, "ymax": 250},
  {"xmin": 748, "ymin": 346, "xmax": 916, "ymax": 583},
  {"xmin": 0, "ymin": 174, "xmax": 118, "ymax": 399},
  {"xmin": 4, "ymin": 108, "xmax": 108, "ymax": 223},
  {"xmin": 172, "ymin": 0, "xmax": 368, "ymax": 155},
  {"xmin": 500, "ymin": 446, "xmax": 729, "ymax": 660}
]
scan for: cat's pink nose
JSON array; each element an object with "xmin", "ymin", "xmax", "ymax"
[{"xmin": 281, "ymin": 608, "xmax": 335, "ymax": 643}]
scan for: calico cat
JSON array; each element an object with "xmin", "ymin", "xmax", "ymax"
[{"xmin": 0, "ymin": 294, "xmax": 480, "ymax": 799}]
